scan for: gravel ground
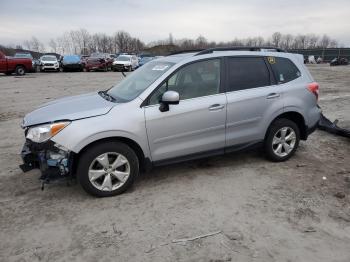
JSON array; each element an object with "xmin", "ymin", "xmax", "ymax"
[{"xmin": 0, "ymin": 65, "xmax": 349, "ymax": 262}]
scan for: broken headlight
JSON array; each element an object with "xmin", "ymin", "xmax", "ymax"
[{"xmin": 26, "ymin": 121, "xmax": 70, "ymax": 143}]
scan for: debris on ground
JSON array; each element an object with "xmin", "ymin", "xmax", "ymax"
[
  {"xmin": 318, "ymin": 113, "xmax": 350, "ymax": 138},
  {"xmin": 172, "ymin": 231, "xmax": 222, "ymax": 243},
  {"xmin": 334, "ymin": 192, "xmax": 346, "ymax": 199},
  {"xmin": 303, "ymin": 226, "xmax": 317, "ymax": 233}
]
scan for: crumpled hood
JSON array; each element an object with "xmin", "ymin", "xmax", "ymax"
[{"xmin": 23, "ymin": 92, "xmax": 115, "ymax": 127}]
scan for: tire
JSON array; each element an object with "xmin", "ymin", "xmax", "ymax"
[
  {"xmin": 15, "ymin": 66, "xmax": 26, "ymax": 76},
  {"xmin": 128, "ymin": 66, "xmax": 132, "ymax": 72},
  {"xmin": 264, "ymin": 118, "xmax": 300, "ymax": 162},
  {"xmin": 104, "ymin": 66, "xmax": 108, "ymax": 72},
  {"xmin": 77, "ymin": 141, "xmax": 139, "ymax": 197}
]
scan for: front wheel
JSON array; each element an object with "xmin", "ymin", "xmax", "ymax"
[
  {"xmin": 264, "ymin": 119, "xmax": 300, "ymax": 162},
  {"xmin": 77, "ymin": 141, "xmax": 139, "ymax": 197}
]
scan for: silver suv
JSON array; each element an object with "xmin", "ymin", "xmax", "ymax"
[{"xmin": 20, "ymin": 47, "xmax": 321, "ymax": 197}]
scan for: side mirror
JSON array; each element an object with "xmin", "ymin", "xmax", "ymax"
[{"xmin": 159, "ymin": 91, "xmax": 179, "ymax": 112}]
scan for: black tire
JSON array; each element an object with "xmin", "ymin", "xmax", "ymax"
[
  {"xmin": 264, "ymin": 118, "xmax": 300, "ymax": 162},
  {"xmin": 77, "ymin": 141, "xmax": 139, "ymax": 197},
  {"xmin": 15, "ymin": 66, "xmax": 26, "ymax": 76}
]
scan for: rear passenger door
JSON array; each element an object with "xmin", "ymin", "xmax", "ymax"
[{"xmin": 225, "ymin": 56, "xmax": 283, "ymax": 149}]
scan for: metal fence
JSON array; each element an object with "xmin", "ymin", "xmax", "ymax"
[{"xmin": 288, "ymin": 48, "xmax": 350, "ymax": 62}]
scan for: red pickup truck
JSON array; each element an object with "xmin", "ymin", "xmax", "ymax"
[{"xmin": 0, "ymin": 51, "xmax": 33, "ymax": 75}]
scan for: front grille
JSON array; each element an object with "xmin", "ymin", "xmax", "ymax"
[
  {"xmin": 115, "ymin": 64, "xmax": 125, "ymax": 69},
  {"xmin": 44, "ymin": 63, "xmax": 54, "ymax": 66}
]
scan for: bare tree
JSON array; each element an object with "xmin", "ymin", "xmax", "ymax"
[
  {"xmin": 307, "ymin": 34, "xmax": 319, "ymax": 48},
  {"xmin": 27, "ymin": 36, "xmax": 45, "ymax": 52},
  {"xmin": 23, "ymin": 40, "xmax": 32, "ymax": 51},
  {"xmin": 319, "ymin": 34, "xmax": 331, "ymax": 48},
  {"xmin": 281, "ymin": 34, "xmax": 293, "ymax": 50},
  {"xmin": 195, "ymin": 35, "xmax": 208, "ymax": 49},
  {"xmin": 271, "ymin": 32, "xmax": 282, "ymax": 47},
  {"xmin": 48, "ymin": 39, "xmax": 57, "ymax": 53},
  {"xmin": 115, "ymin": 31, "xmax": 132, "ymax": 52}
]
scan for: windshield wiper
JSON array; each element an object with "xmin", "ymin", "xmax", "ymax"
[{"xmin": 98, "ymin": 90, "xmax": 116, "ymax": 102}]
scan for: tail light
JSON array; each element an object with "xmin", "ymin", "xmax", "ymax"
[{"xmin": 307, "ymin": 82, "xmax": 319, "ymax": 101}]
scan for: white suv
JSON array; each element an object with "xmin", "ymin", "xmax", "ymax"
[
  {"xmin": 112, "ymin": 55, "xmax": 139, "ymax": 72},
  {"xmin": 40, "ymin": 55, "xmax": 60, "ymax": 72}
]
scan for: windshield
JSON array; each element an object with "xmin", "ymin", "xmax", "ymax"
[
  {"xmin": 63, "ymin": 55, "xmax": 80, "ymax": 62},
  {"xmin": 116, "ymin": 56, "xmax": 131, "ymax": 61},
  {"xmin": 15, "ymin": 53, "xmax": 33, "ymax": 59},
  {"xmin": 108, "ymin": 61, "xmax": 174, "ymax": 102},
  {"xmin": 41, "ymin": 56, "xmax": 57, "ymax": 61}
]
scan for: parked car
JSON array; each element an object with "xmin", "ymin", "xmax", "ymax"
[
  {"xmin": 20, "ymin": 47, "xmax": 320, "ymax": 197},
  {"xmin": 85, "ymin": 57, "xmax": 109, "ymax": 72},
  {"xmin": 61, "ymin": 55, "xmax": 84, "ymax": 72},
  {"xmin": 112, "ymin": 55, "xmax": 139, "ymax": 71},
  {"xmin": 138, "ymin": 56, "xmax": 155, "ymax": 67},
  {"xmin": 40, "ymin": 55, "xmax": 60, "ymax": 72},
  {"xmin": 330, "ymin": 57, "xmax": 349, "ymax": 66},
  {"xmin": 14, "ymin": 53, "xmax": 41, "ymax": 72},
  {"xmin": 0, "ymin": 51, "xmax": 33, "ymax": 75}
]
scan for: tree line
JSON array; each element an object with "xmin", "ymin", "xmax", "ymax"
[{"xmin": 6, "ymin": 29, "xmax": 341, "ymax": 55}]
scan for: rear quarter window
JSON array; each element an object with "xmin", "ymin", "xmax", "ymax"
[{"xmin": 269, "ymin": 57, "xmax": 301, "ymax": 84}]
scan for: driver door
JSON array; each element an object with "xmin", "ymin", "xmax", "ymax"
[{"xmin": 144, "ymin": 59, "xmax": 227, "ymax": 162}]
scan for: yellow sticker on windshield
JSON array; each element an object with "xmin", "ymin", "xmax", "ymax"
[{"xmin": 268, "ymin": 57, "xmax": 276, "ymax": 64}]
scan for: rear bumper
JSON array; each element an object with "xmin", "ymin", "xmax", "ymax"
[
  {"xmin": 20, "ymin": 140, "xmax": 73, "ymax": 181},
  {"xmin": 306, "ymin": 121, "xmax": 318, "ymax": 137}
]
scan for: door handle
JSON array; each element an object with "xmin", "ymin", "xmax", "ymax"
[
  {"xmin": 209, "ymin": 104, "xmax": 225, "ymax": 111},
  {"xmin": 266, "ymin": 93, "xmax": 280, "ymax": 99}
]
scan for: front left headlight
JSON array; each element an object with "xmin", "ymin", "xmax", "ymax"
[{"xmin": 26, "ymin": 121, "xmax": 70, "ymax": 143}]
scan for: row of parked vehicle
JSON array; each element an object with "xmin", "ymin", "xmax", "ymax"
[{"xmin": 0, "ymin": 51, "xmax": 159, "ymax": 76}]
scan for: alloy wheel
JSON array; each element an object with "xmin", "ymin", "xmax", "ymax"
[
  {"xmin": 272, "ymin": 127, "xmax": 296, "ymax": 157},
  {"xmin": 88, "ymin": 152, "xmax": 130, "ymax": 192}
]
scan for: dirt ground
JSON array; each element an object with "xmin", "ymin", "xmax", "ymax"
[{"xmin": 0, "ymin": 65, "xmax": 349, "ymax": 262}]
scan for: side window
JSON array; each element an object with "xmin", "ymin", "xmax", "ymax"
[
  {"xmin": 149, "ymin": 59, "xmax": 221, "ymax": 105},
  {"xmin": 227, "ymin": 57, "xmax": 270, "ymax": 92},
  {"xmin": 269, "ymin": 57, "xmax": 301, "ymax": 84}
]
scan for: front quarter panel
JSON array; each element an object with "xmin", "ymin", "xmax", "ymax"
[{"xmin": 51, "ymin": 98, "xmax": 151, "ymax": 159}]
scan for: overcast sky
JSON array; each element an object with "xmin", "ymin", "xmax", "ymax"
[{"xmin": 1, "ymin": 0, "xmax": 350, "ymax": 47}]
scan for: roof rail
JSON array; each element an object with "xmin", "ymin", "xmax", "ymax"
[
  {"xmin": 169, "ymin": 49, "xmax": 205, "ymax": 56},
  {"xmin": 194, "ymin": 46, "xmax": 286, "ymax": 56}
]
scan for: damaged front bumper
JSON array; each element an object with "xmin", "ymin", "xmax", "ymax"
[{"xmin": 20, "ymin": 139, "xmax": 73, "ymax": 182}]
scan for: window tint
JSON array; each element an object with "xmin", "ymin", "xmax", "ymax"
[
  {"xmin": 269, "ymin": 57, "xmax": 301, "ymax": 83},
  {"xmin": 227, "ymin": 57, "xmax": 270, "ymax": 92},
  {"xmin": 149, "ymin": 59, "xmax": 221, "ymax": 105}
]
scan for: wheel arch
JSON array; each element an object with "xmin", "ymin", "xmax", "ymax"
[
  {"xmin": 73, "ymin": 136, "xmax": 150, "ymax": 175},
  {"xmin": 265, "ymin": 111, "xmax": 307, "ymax": 140},
  {"xmin": 15, "ymin": 64, "xmax": 27, "ymax": 69}
]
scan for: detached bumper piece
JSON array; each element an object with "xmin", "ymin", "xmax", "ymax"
[
  {"xmin": 20, "ymin": 140, "xmax": 73, "ymax": 188},
  {"xmin": 318, "ymin": 113, "xmax": 350, "ymax": 138}
]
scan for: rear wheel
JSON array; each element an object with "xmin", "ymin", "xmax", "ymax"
[
  {"xmin": 264, "ymin": 118, "xmax": 300, "ymax": 162},
  {"xmin": 15, "ymin": 66, "xmax": 26, "ymax": 76},
  {"xmin": 77, "ymin": 141, "xmax": 139, "ymax": 197}
]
